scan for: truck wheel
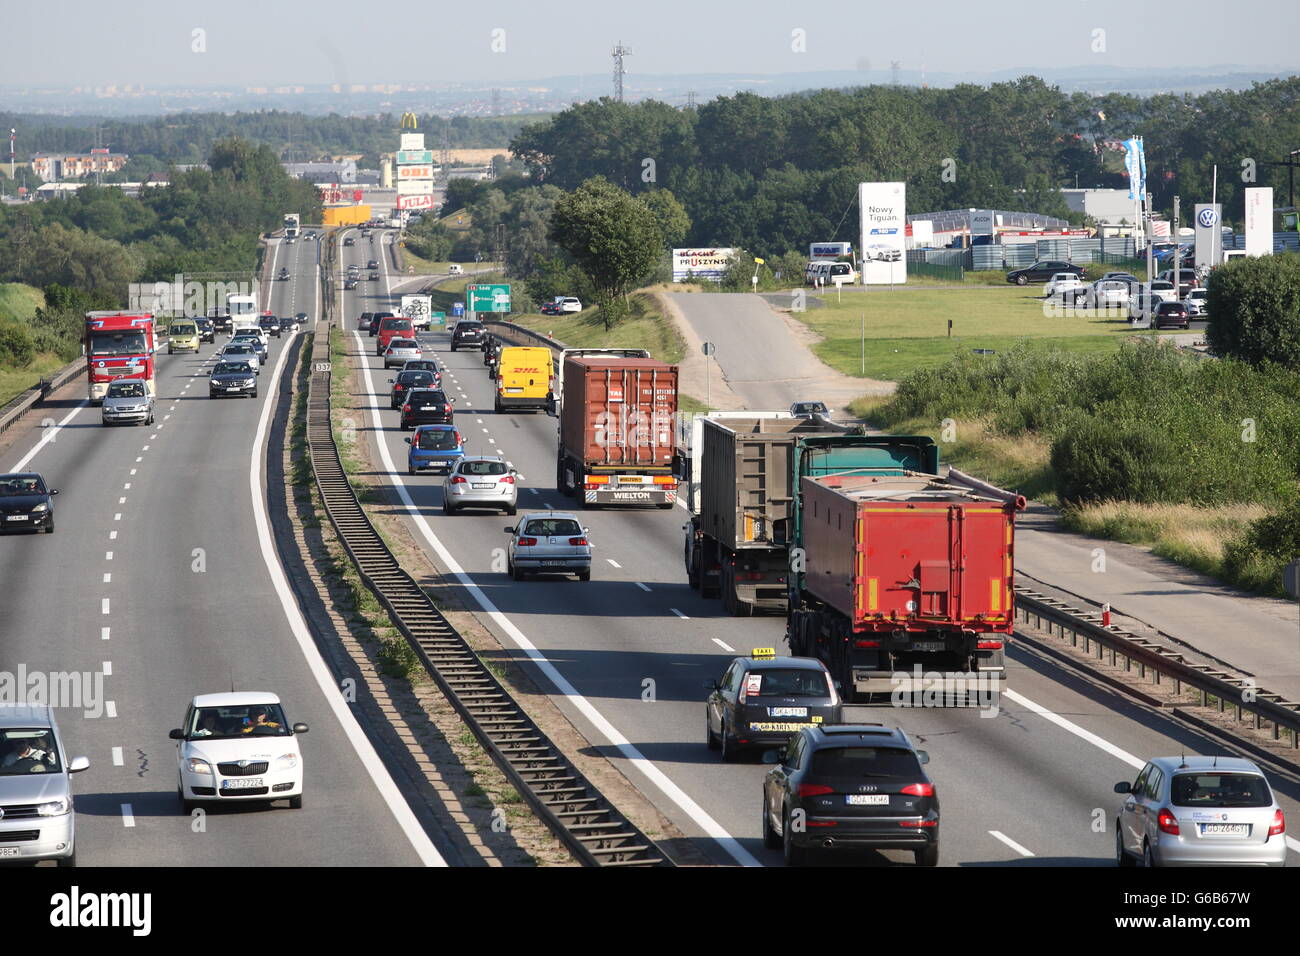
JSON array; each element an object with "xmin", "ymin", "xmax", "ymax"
[{"xmin": 686, "ymin": 542, "xmax": 701, "ymax": 590}]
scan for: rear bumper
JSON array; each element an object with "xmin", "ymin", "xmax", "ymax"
[
  {"xmin": 102, "ymin": 408, "xmax": 150, "ymax": 423},
  {"xmin": 495, "ymin": 394, "xmax": 549, "ymax": 409},
  {"xmin": 1152, "ymin": 836, "xmax": 1287, "ymax": 867},
  {"xmin": 790, "ymin": 817, "xmax": 938, "ymax": 850},
  {"xmin": 409, "ymin": 455, "xmax": 460, "ymax": 472}
]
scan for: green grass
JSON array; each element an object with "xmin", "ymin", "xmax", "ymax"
[
  {"xmin": 0, "ymin": 283, "xmax": 45, "ymax": 323},
  {"xmin": 509, "ymin": 292, "xmax": 685, "ymax": 364},
  {"xmin": 0, "ymin": 353, "xmax": 72, "ymax": 408},
  {"xmin": 794, "ymin": 284, "xmax": 1185, "ymax": 382}
]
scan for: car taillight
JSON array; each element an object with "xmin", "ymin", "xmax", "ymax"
[
  {"xmin": 518, "ymin": 537, "xmax": 537, "ymax": 546},
  {"xmin": 1268, "ymin": 809, "xmax": 1285, "ymax": 837},
  {"xmin": 444, "ymin": 404, "xmax": 451, "ymax": 413},
  {"xmin": 900, "ymin": 783, "xmax": 934, "ymax": 797},
  {"xmin": 568, "ymin": 537, "xmax": 587, "ymax": 546},
  {"xmin": 395, "ymin": 384, "xmax": 404, "ymax": 391},
  {"xmin": 798, "ymin": 784, "xmax": 834, "ymax": 798},
  {"xmin": 500, "ymin": 475, "xmax": 515, "ymax": 484},
  {"xmin": 1157, "ymin": 808, "xmax": 1180, "ymax": 835},
  {"xmin": 403, "ymin": 404, "xmax": 411, "ymax": 413},
  {"xmin": 449, "ymin": 476, "xmax": 466, "ymax": 484}
]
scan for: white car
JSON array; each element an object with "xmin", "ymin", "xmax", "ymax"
[
  {"xmin": 171, "ymin": 692, "xmax": 308, "ymax": 810},
  {"xmin": 865, "ymin": 244, "xmax": 902, "ymax": 263},
  {"xmin": 232, "ymin": 323, "xmax": 269, "ymax": 348},
  {"xmin": 558, "ymin": 297, "xmax": 583, "ymax": 314},
  {"xmin": 1045, "ymin": 273, "xmax": 1085, "ymax": 301},
  {"xmin": 1183, "ymin": 288, "xmax": 1208, "ymax": 317},
  {"xmin": 1090, "ymin": 279, "xmax": 1132, "ymax": 310}
]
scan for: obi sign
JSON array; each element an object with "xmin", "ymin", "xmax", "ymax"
[{"xmin": 672, "ymin": 248, "xmax": 736, "ymax": 282}]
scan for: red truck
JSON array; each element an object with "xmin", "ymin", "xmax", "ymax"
[
  {"xmin": 787, "ymin": 471, "xmax": 1025, "ymax": 701},
  {"xmin": 555, "ymin": 354, "xmax": 679, "ymax": 507},
  {"xmin": 83, "ymin": 311, "xmax": 157, "ymax": 403}
]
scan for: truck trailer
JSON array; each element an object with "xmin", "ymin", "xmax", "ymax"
[{"xmin": 786, "ymin": 471, "xmax": 1025, "ymax": 701}]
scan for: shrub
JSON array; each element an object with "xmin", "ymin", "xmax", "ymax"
[
  {"xmin": 0, "ymin": 319, "xmax": 35, "ymax": 367},
  {"xmin": 1205, "ymin": 254, "xmax": 1300, "ymax": 368},
  {"xmin": 1221, "ymin": 498, "xmax": 1300, "ymax": 597}
]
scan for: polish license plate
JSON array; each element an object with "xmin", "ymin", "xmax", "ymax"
[
  {"xmin": 220, "ymin": 778, "xmax": 264, "ymax": 791},
  {"xmin": 846, "ymin": 794, "xmax": 890, "ymax": 806},
  {"xmin": 5, "ymin": 515, "xmax": 29, "ymax": 521},
  {"xmin": 912, "ymin": 641, "xmax": 944, "ymax": 652},
  {"xmin": 506, "ymin": 388, "xmax": 522, "ymax": 393},
  {"xmin": 419, "ymin": 406, "xmax": 434, "ymax": 411},
  {"xmin": 770, "ymin": 707, "xmax": 807, "ymax": 717},
  {"xmin": 0, "ymin": 847, "xmax": 19, "ymax": 857},
  {"xmin": 1201, "ymin": 824, "xmax": 1250, "ymax": 836},
  {"xmin": 227, "ymin": 386, "xmax": 243, "ymax": 391},
  {"xmin": 542, "ymin": 560, "xmax": 567, "ymax": 567},
  {"xmin": 472, "ymin": 483, "xmax": 495, "ymax": 489}
]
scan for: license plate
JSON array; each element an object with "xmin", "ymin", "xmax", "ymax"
[
  {"xmin": 227, "ymin": 386, "xmax": 243, "ymax": 391},
  {"xmin": 419, "ymin": 406, "xmax": 434, "ymax": 411},
  {"xmin": 542, "ymin": 560, "xmax": 567, "ymax": 567},
  {"xmin": 1201, "ymin": 824, "xmax": 1250, "ymax": 836},
  {"xmin": 220, "ymin": 777, "xmax": 264, "ymax": 790},
  {"xmin": 506, "ymin": 388, "xmax": 522, "ymax": 393},
  {"xmin": 0, "ymin": 847, "xmax": 19, "ymax": 857},
  {"xmin": 749, "ymin": 722, "xmax": 804, "ymax": 732},
  {"xmin": 846, "ymin": 794, "xmax": 890, "ymax": 806},
  {"xmin": 770, "ymin": 707, "xmax": 807, "ymax": 717},
  {"xmin": 472, "ymin": 483, "xmax": 495, "ymax": 489},
  {"xmin": 912, "ymin": 641, "xmax": 944, "ymax": 652},
  {"xmin": 5, "ymin": 515, "xmax": 29, "ymax": 521}
]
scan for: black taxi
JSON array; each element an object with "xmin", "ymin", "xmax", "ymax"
[{"xmin": 705, "ymin": 649, "xmax": 842, "ymax": 762}]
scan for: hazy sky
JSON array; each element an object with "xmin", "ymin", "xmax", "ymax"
[{"xmin": 4, "ymin": 0, "xmax": 1296, "ymax": 88}]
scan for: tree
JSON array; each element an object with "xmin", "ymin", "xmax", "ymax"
[
  {"xmin": 549, "ymin": 177, "xmax": 663, "ymax": 330},
  {"xmin": 641, "ymin": 189, "xmax": 690, "ymax": 248},
  {"xmin": 1205, "ymin": 255, "xmax": 1300, "ymax": 368}
]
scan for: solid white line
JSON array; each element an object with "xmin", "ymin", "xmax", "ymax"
[
  {"xmin": 121, "ymin": 804, "xmax": 134, "ymax": 827},
  {"xmin": 989, "ymin": 830, "xmax": 1035, "ymax": 857},
  {"xmin": 636, "ymin": 582, "xmax": 651, "ymax": 592},
  {"xmin": 247, "ymin": 301, "xmax": 446, "ymax": 867},
  {"xmin": 607, "ymin": 559, "xmax": 621, "ymax": 568},
  {"xmin": 671, "ymin": 608, "xmax": 689, "ymax": 619},
  {"xmin": 111, "ymin": 747, "xmax": 123, "ymax": 766},
  {"xmin": 351, "ymin": 329, "xmax": 759, "ymax": 866},
  {"xmin": 712, "ymin": 638, "xmax": 735, "ymax": 652},
  {"xmin": 101, "ymin": 627, "xmax": 110, "ymax": 641},
  {"xmin": 7, "ymin": 400, "xmax": 87, "ymax": 472}
]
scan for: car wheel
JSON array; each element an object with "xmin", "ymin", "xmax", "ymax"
[
  {"xmin": 762, "ymin": 798, "xmax": 781, "ymax": 850},
  {"xmin": 44, "ymin": 521, "xmax": 54, "ymax": 534},
  {"xmin": 289, "ymin": 794, "xmax": 303, "ymax": 810},
  {"xmin": 57, "ymin": 851, "xmax": 77, "ymax": 868},
  {"xmin": 1016, "ymin": 275, "xmax": 1028, "ymax": 286},
  {"xmin": 1116, "ymin": 826, "xmax": 1135, "ymax": 867},
  {"xmin": 577, "ymin": 569, "xmax": 591, "ymax": 582},
  {"xmin": 1142, "ymin": 840, "xmax": 1156, "ymax": 868},
  {"xmin": 504, "ymin": 505, "xmax": 516, "ymax": 516},
  {"xmin": 442, "ymin": 500, "xmax": 454, "ymax": 515},
  {"xmin": 251, "ymin": 389, "xmax": 258, "ymax": 398},
  {"xmin": 511, "ymin": 563, "xmax": 525, "ymax": 581},
  {"xmin": 705, "ymin": 711, "xmax": 719, "ymax": 750},
  {"xmin": 719, "ymin": 721, "xmax": 737, "ymax": 763},
  {"xmin": 914, "ymin": 843, "xmax": 939, "ymax": 867},
  {"xmin": 783, "ymin": 810, "xmax": 808, "ymax": 866}
]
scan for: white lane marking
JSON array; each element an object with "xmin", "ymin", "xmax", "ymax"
[
  {"xmin": 102, "ymin": 661, "xmax": 112, "ymax": 676},
  {"xmin": 607, "ymin": 559, "xmax": 621, "ymax": 568},
  {"xmin": 527, "ymin": 488, "xmax": 540, "ymax": 496},
  {"xmin": 149, "ymin": 434, "xmax": 156, "ymax": 441},
  {"xmin": 105, "ymin": 700, "xmax": 117, "ymax": 718},
  {"xmin": 489, "ymin": 438, "xmax": 496, "ymax": 445},
  {"xmin": 118, "ymin": 497, "xmax": 126, "ymax": 504},
  {"xmin": 481, "ymin": 428, "xmax": 489, "ymax": 433},
  {"xmin": 247, "ymin": 326, "xmax": 447, "ymax": 867},
  {"xmin": 541, "ymin": 502, "xmax": 554, "ymax": 509},
  {"xmin": 101, "ymin": 599, "xmax": 110, "ymax": 615},
  {"xmin": 114, "ymin": 513, "xmax": 122, "ymax": 521},
  {"xmin": 101, "ymin": 627, "xmax": 110, "ymax": 641},
  {"xmin": 163, "ymin": 415, "xmax": 170, "ymax": 421},
  {"xmin": 671, "ymin": 608, "xmax": 690, "ymax": 619},
  {"xmin": 7, "ymin": 400, "xmax": 86, "ymax": 472},
  {"xmin": 109, "ymin": 531, "xmax": 117, "ymax": 540},
  {"xmin": 121, "ymin": 804, "xmax": 134, "ymax": 827},
  {"xmin": 130, "ymin": 469, "xmax": 137, "ymax": 476},
  {"xmin": 103, "ymin": 573, "xmax": 111, "ymax": 583},
  {"xmin": 476, "ymin": 418, "xmax": 483, "ymax": 424},
  {"xmin": 351, "ymin": 329, "xmax": 759, "ymax": 867},
  {"xmin": 112, "ymin": 747, "xmax": 123, "ymax": 766},
  {"xmin": 1002, "ymin": 688, "xmax": 1300, "ymax": 856},
  {"xmin": 636, "ymin": 582, "xmax": 651, "ymax": 592},
  {"xmin": 106, "ymin": 552, "xmax": 113, "ymax": 560},
  {"xmin": 123, "ymin": 483, "xmax": 130, "ymax": 490},
  {"xmin": 712, "ymin": 638, "xmax": 735, "ymax": 652},
  {"xmin": 135, "ymin": 457, "xmax": 142, "ymax": 463},
  {"xmin": 989, "ymin": 830, "xmax": 1035, "ymax": 857}
]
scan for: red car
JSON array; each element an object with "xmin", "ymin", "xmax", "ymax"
[{"xmin": 1153, "ymin": 302, "xmax": 1190, "ymax": 329}]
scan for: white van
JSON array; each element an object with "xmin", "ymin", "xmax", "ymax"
[
  {"xmin": 807, "ymin": 261, "xmax": 857, "ymax": 286},
  {"xmin": 447, "ymin": 264, "xmax": 464, "ymax": 276}
]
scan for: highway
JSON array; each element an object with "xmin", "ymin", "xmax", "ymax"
[
  {"xmin": 336, "ymin": 231, "xmax": 1300, "ymax": 867},
  {"xmin": 0, "ymin": 234, "xmax": 444, "ymax": 866}
]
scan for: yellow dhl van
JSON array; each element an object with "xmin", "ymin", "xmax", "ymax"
[
  {"xmin": 167, "ymin": 319, "xmax": 200, "ymax": 354},
  {"xmin": 494, "ymin": 347, "xmax": 553, "ymax": 412}
]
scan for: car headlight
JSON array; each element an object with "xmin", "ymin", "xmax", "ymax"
[
  {"xmin": 186, "ymin": 757, "xmax": 213, "ymax": 775},
  {"xmin": 31, "ymin": 502, "xmax": 48, "ymax": 513},
  {"xmin": 37, "ymin": 799, "xmax": 69, "ymax": 816},
  {"xmin": 275, "ymin": 753, "xmax": 299, "ymax": 770}
]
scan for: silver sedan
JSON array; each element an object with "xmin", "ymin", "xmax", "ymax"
[
  {"xmin": 504, "ymin": 511, "xmax": 591, "ymax": 581},
  {"xmin": 383, "ymin": 338, "xmax": 422, "ymax": 369}
]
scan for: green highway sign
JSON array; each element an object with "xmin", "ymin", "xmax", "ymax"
[
  {"xmin": 396, "ymin": 150, "xmax": 434, "ymax": 165},
  {"xmin": 468, "ymin": 283, "xmax": 511, "ymax": 313},
  {"xmin": 429, "ymin": 311, "xmax": 447, "ymax": 326}
]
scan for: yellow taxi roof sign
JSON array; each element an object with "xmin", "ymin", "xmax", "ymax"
[{"xmin": 751, "ymin": 647, "xmax": 776, "ymax": 659}]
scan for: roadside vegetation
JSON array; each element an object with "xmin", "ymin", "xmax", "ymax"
[{"xmin": 508, "ymin": 291, "xmax": 685, "ymax": 364}]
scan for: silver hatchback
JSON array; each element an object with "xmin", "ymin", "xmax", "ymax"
[
  {"xmin": 1115, "ymin": 756, "xmax": 1287, "ymax": 867},
  {"xmin": 505, "ymin": 511, "xmax": 592, "ymax": 581},
  {"xmin": 101, "ymin": 379, "xmax": 155, "ymax": 426},
  {"xmin": 443, "ymin": 455, "xmax": 518, "ymax": 515}
]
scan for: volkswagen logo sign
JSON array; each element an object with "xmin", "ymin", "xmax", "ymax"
[{"xmin": 1198, "ymin": 208, "xmax": 1218, "ymax": 228}]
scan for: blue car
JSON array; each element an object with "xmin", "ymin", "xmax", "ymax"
[{"xmin": 405, "ymin": 424, "xmax": 464, "ymax": 476}]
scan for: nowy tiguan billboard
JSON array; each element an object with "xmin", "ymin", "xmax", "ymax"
[{"xmin": 860, "ymin": 182, "xmax": 906, "ymax": 284}]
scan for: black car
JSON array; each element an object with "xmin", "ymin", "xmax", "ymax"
[
  {"xmin": 540, "ymin": 302, "xmax": 562, "ymax": 316},
  {"xmin": 279, "ymin": 316, "xmax": 298, "ymax": 333},
  {"xmin": 278, "ymin": 268, "xmax": 290, "ymax": 281},
  {"xmin": 1005, "ymin": 260, "xmax": 1085, "ymax": 286},
  {"xmin": 1153, "ymin": 301, "xmax": 1190, "ymax": 329},
  {"xmin": 367, "ymin": 260, "xmax": 379, "ymax": 270},
  {"xmin": 0, "ymin": 473, "xmax": 58, "ymax": 534},
  {"xmin": 343, "ymin": 236, "xmax": 355, "ymax": 246},
  {"xmin": 259, "ymin": 315, "xmax": 282, "ymax": 338},
  {"xmin": 450, "ymin": 321, "xmax": 485, "ymax": 351},
  {"xmin": 762, "ymin": 725, "xmax": 938, "ymax": 866},
  {"xmin": 389, "ymin": 370, "xmax": 438, "ymax": 409},
  {"xmin": 209, "ymin": 360, "xmax": 258, "ymax": 399},
  {"xmin": 369, "ymin": 272, "xmax": 379, "ymax": 281},
  {"xmin": 706, "ymin": 652, "xmax": 841, "ymax": 762},
  {"xmin": 400, "ymin": 388, "xmax": 454, "ymax": 430},
  {"xmin": 194, "ymin": 317, "xmax": 216, "ymax": 343},
  {"xmin": 344, "ymin": 278, "xmax": 358, "ymax": 290},
  {"xmin": 210, "ymin": 312, "xmax": 234, "ymax": 335},
  {"xmin": 399, "ymin": 359, "xmax": 442, "ymax": 386},
  {"xmin": 369, "ymin": 311, "xmax": 394, "ymax": 338}
]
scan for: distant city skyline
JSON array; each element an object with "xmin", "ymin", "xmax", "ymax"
[{"xmin": 5, "ymin": 0, "xmax": 1298, "ymax": 90}]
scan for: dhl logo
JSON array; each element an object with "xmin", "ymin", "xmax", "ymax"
[{"xmin": 510, "ymin": 367, "xmax": 542, "ymax": 373}]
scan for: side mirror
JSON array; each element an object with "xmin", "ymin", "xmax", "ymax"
[
  {"xmin": 504, "ymin": 527, "xmax": 515, "ymax": 534},
  {"xmin": 404, "ymin": 438, "xmax": 411, "ymax": 444},
  {"xmin": 583, "ymin": 527, "xmax": 590, "ymax": 534},
  {"xmin": 1114, "ymin": 782, "xmax": 1132, "ymax": 794},
  {"xmin": 68, "ymin": 756, "xmax": 90, "ymax": 773},
  {"xmin": 50, "ymin": 489, "xmax": 59, "ymax": 496},
  {"xmin": 388, "ymin": 379, "xmax": 394, "ymax": 383},
  {"xmin": 168, "ymin": 728, "xmax": 185, "ymax": 740},
  {"xmin": 917, "ymin": 750, "xmax": 930, "ymax": 765},
  {"xmin": 760, "ymin": 749, "xmax": 782, "ymax": 765},
  {"xmin": 450, "ymin": 398, "xmax": 456, "ymax": 403},
  {"xmin": 292, "ymin": 723, "xmax": 309, "ymax": 734}
]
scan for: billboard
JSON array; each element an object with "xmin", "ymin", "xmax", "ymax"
[
  {"xmin": 397, "ymin": 179, "xmax": 435, "ymax": 195},
  {"xmin": 1244, "ymin": 187, "xmax": 1273, "ymax": 257},
  {"xmin": 910, "ymin": 219, "xmax": 934, "ymax": 246},
  {"xmin": 400, "ymin": 294, "xmax": 433, "ymax": 328},
  {"xmin": 672, "ymin": 248, "xmax": 736, "ymax": 282},
  {"xmin": 970, "ymin": 209, "xmax": 995, "ymax": 235},
  {"xmin": 859, "ymin": 182, "xmax": 907, "ymax": 284},
  {"xmin": 396, "ymin": 194, "xmax": 436, "ymax": 210},
  {"xmin": 399, "ymin": 133, "xmax": 425, "ymax": 151},
  {"xmin": 1123, "ymin": 137, "xmax": 1146, "ymax": 200},
  {"xmin": 809, "ymin": 241, "xmax": 852, "ymax": 260},
  {"xmin": 396, "ymin": 150, "xmax": 434, "ymax": 165},
  {"xmin": 1193, "ymin": 204, "xmax": 1222, "ymax": 269}
]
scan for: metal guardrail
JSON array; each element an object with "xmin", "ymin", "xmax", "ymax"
[
  {"xmin": 306, "ymin": 260, "xmax": 670, "ymax": 867},
  {"xmin": 0, "ymin": 356, "xmax": 87, "ymax": 438},
  {"xmin": 1014, "ymin": 585, "xmax": 1300, "ymax": 752}
]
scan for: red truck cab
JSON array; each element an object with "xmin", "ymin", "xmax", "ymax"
[{"xmin": 84, "ymin": 311, "xmax": 156, "ymax": 403}]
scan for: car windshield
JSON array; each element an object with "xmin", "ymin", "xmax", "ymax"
[
  {"xmin": 225, "ymin": 345, "xmax": 252, "ymax": 354},
  {"xmin": 460, "ymin": 460, "xmax": 507, "ymax": 476},
  {"xmin": 0, "ymin": 728, "xmax": 61, "ymax": 775},
  {"xmin": 1171, "ymin": 772, "xmax": 1271, "ymax": 808},
  {"xmin": 524, "ymin": 518, "xmax": 582, "ymax": 537},
  {"xmin": 169, "ymin": 325, "xmax": 195, "ymax": 335},
  {"xmin": 810, "ymin": 746, "xmax": 922, "ymax": 778},
  {"xmin": 214, "ymin": 363, "xmax": 251, "ymax": 376},
  {"xmin": 0, "ymin": 476, "xmax": 46, "ymax": 496},
  {"xmin": 187, "ymin": 704, "xmax": 291, "ymax": 739},
  {"xmin": 107, "ymin": 382, "xmax": 145, "ymax": 398},
  {"xmin": 89, "ymin": 331, "xmax": 147, "ymax": 356},
  {"xmin": 418, "ymin": 429, "xmax": 460, "ymax": 450},
  {"xmin": 745, "ymin": 669, "xmax": 831, "ymax": 698}
]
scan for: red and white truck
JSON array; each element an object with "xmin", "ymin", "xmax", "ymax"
[
  {"xmin": 554, "ymin": 353, "xmax": 679, "ymax": 508},
  {"xmin": 83, "ymin": 311, "xmax": 157, "ymax": 403}
]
